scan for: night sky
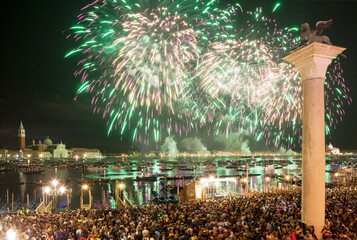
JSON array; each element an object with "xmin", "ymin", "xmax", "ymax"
[{"xmin": 1, "ymin": 0, "xmax": 356, "ymax": 153}]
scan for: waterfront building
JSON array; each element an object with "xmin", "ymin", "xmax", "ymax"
[
  {"xmin": 18, "ymin": 121, "xmax": 26, "ymax": 150},
  {"xmin": 327, "ymin": 143, "xmax": 340, "ymax": 155},
  {"xmin": 70, "ymin": 147, "xmax": 102, "ymax": 159},
  {"xmin": 2, "ymin": 121, "xmax": 102, "ymax": 159},
  {"xmin": 0, "ymin": 148, "xmax": 8, "ymax": 158},
  {"xmin": 21, "ymin": 136, "xmax": 69, "ymax": 158}
]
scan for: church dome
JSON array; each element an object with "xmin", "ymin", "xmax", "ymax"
[{"xmin": 44, "ymin": 136, "xmax": 53, "ymax": 145}]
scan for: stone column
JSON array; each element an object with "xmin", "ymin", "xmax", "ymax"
[{"xmin": 283, "ymin": 42, "xmax": 345, "ymax": 237}]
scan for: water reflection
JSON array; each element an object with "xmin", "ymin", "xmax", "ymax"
[{"xmin": 0, "ymin": 155, "xmax": 353, "ymax": 210}]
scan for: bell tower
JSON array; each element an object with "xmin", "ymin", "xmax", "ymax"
[{"xmin": 18, "ymin": 121, "xmax": 26, "ymax": 150}]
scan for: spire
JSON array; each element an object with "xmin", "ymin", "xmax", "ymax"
[{"xmin": 19, "ymin": 121, "xmax": 24, "ymax": 129}]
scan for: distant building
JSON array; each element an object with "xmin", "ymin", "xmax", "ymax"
[
  {"xmin": 70, "ymin": 148, "xmax": 102, "ymax": 159},
  {"xmin": 22, "ymin": 135, "xmax": 69, "ymax": 159},
  {"xmin": 327, "ymin": 143, "xmax": 340, "ymax": 155},
  {"xmin": 0, "ymin": 149, "xmax": 8, "ymax": 158},
  {"xmin": 18, "ymin": 121, "xmax": 26, "ymax": 150},
  {"xmin": 4, "ymin": 121, "xmax": 101, "ymax": 159}
]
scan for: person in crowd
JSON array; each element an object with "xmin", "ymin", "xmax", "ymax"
[{"xmin": 0, "ymin": 187, "xmax": 356, "ymax": 240}]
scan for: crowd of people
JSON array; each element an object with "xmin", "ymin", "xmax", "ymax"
[{"xmin": 1, "ymin": 187, "xmax": 356, "ymax": 240}]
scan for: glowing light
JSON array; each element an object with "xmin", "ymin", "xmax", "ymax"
[
  {"xmin": 51, "ymin": 179, "xmax": 59, "ymax": 187},
  {"xmin": 66, "ymin": 1, "xmax": 350, "ymax": 147},
  {"xmin": 82, "ymin": 184, "xmax": 89, "ymax": 190},
  {"xmin": 44, "ymin": 186, "xmax": 51, "ymax": 194},
  {"xmin": 272, "ymin": 2, "xmax": 281, "ymax": 12},
  {"xmin": 200, "ymin": 177, "xmax": 237, "ymax": 183},
  {"xmin": 59, "ymin": 186, "xmax": 66, "ymax": 194}
]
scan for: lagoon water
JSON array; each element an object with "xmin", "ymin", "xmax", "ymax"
[{"xmin": 0, "ymin": 155, "xmax": 350, "ymax": 210}]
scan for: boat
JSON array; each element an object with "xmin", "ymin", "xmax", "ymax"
[
  {"xmin": 160, "ymin": 168, "xmax": 174, "ymax": 171},
  {"xmin": 88, "ymin": 166, "xmax": 107, "ymax": 171},
  {"xmin": 32, "ymin": 180, "xmax": 46, "ymax": 185},
  {"xmin": 21, "ymin": 168, "xmax": 45, "ymax": 174},
  {"xmin": 179, "ymin": 167, "xmax": 194, "ymax": 171},
  {"xmin": 161, "ymin": 175, "xmax": 194, "ymax": 180},
  {"xmin": 109, "ymin": 166, "xmax": 123, "ymax": 171},
  {"xmin": 226, "ymin": 165, "xmax": 238, "ymax": 169},
  {"xmin": 135, "ymin": 174, "xmax": 157, "ymax": 181}
]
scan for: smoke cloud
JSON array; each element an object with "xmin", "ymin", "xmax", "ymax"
[
  {"xmin": 278, "ymin": 147, "xmax": 296, "ymax": 155},
  {"xmin": 178, "ymin": 137, "xmax": 203, "ymax": 152},
  {"xmin": 204, "ymin": 134, "xmax": 251, "ymax": 155},
  {"xmin": 161, "ymin": 136, "xmax": 178, "ymax": 158}
]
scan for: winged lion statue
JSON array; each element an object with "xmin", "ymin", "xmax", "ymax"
[{"xmin": 300, "ymin": 19, "xmax": 333, "ymax": 45}]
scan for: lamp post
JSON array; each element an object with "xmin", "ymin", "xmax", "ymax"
[
  {"xmin": 81, "ymin": 184, "xmax": 92, "ymax": 209},
  {"xmin": 43, "ymin": 179, "xmax": 70, "ymax": 211},
  {"xmin": 243, "ymin": 163, "xmax": 249, "ymax": 197},
  {"xmin": 119, "ymin": 183, "xmax": 124, "ymax": 201},
  {"xmin": 334, "ymin": 173, "xmax": 339, "ymax": 188},
  {"xmin": 51, "ymin": 179, "xmax": 58, "ymax": 211},
  {"xmin": 243, "ymin": 178, "xmax": 248, "ymax": 196},
  {"xmin": 285, "ymin": 175, "xmax": 291, "ymax": 190},
  {"xmin": 44, "ymin": 186, "xmax": 51, "ymax": 205},
  {"xmin": 265, "ymin": 177, "xmax": 271, "ymax": 192}
]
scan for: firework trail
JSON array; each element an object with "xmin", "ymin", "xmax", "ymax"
[
  {"xmin": 196, "ymin": 6, "xmax": 350, "ymax": 148},
  {"xmin": 66, "ymin": 0, "xmax": 231, "ymax": 143},
  {"xmin": 67, "ymin": 1, "xmax": 351, "ymax": 149}
]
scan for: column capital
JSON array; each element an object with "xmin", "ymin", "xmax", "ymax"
[{"xmin": 283, "ymin": 42, "xmax": 346, "ymax": 81}]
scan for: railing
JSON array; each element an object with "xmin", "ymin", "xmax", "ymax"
[
  {"xmin": 44, "ymin": 201, "xmax": 52, "ymax": 213},
  {"xmin": 116, "ymin": 196, "xmax": 125, "ymax": 209},
  {"xmin": 35, "ymin": 201, "xmax": 45, "ymax": 213},
  {"xmin": 124, "ymin": 197, "xmax": 133, "ymax": 208}
]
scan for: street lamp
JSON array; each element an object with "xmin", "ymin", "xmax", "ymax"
[
  {"xmin": 43, "ymin": 180, "xmax": 69, "ymax": 211},
  {"xmin": 265, "ymin": 177, "xmax": 271, "ymax": 192},
  {"xmin": 52, "ymin": 179, "xmax": 59, "ymax": 209},
  {"xmin": 43, "ymin": 186, "xmax": 51, "ymax": 205},
  {"xmin": 285, "ymin": 175, "xmax": 291, "ymax": 190},
  {"xmin": 81, "ymin": 184, "xmax": 91, "ymax": 209},
  {"xmin": 59, "ymin": 186, "xmax": 66, "ymax": 195},
  {"xmin": 334, "ymin": 173, "xmax": 339, "ymax": 187},
  {"xmin": 118, "ymin": 183, "xmax": 124, "ymax": 201},
  {"xmin": 51, "ymin": 179, "xmax": 59, "ymax": 187},
  {"xmin": 242, "ymin": 178, "xmax": 248, "ymax": 196}
]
